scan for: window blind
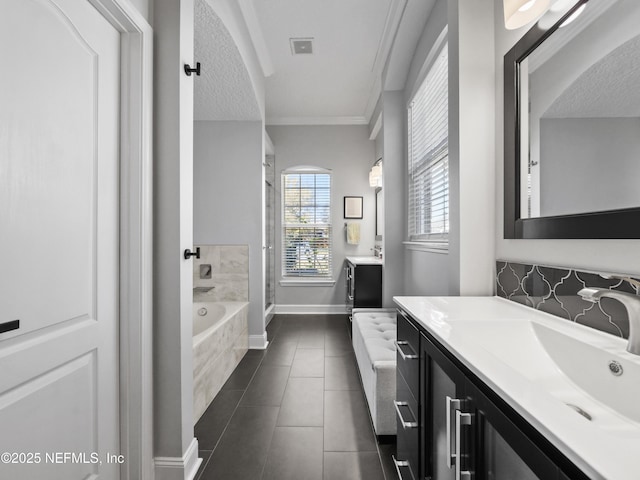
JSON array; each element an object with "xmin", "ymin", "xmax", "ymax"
[
  {"xmin": 408, "ymin": 42, "xmax": 449, "ymax": 242},
  {"xmin": 282, "ymin": 171, "xmax": 332, "ymax": 277}
]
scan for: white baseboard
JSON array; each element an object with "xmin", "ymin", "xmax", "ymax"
[
  {"xmin": 249, "ymin": 332, "xmax": 269, "ymax": 349},
  {"xmin": 265, "ymin": 304, "xmax": 275, "ymax": 325},
  {"xmin": 154, "ymin": 438, "xmax": 202, "ymax": 480},
  {"xmin": 274, "ymin": 304, "xmax": 349, "ymax": 315}
]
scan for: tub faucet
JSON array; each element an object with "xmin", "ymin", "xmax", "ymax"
[{"xmin": 579, "ymin": 276, "xmax": 640, "ymax": 355}]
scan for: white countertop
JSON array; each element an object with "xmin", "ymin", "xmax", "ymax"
[
  {"xmin": 345, "ymin": 256, "xmax": 383, "ymax": 265},
  {"xmin": 393, "ymin": 295, "xmax": 640, "ymax": 480}
]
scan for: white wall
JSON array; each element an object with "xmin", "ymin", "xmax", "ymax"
[
  {"xmin": 402, "ymin": 0, "xmax": 452, "ymax": 297},
  {"xmin": 152, "ymin": 0, "xmax": 197, "ymax": 472},
  {"xmin": 494, "ymin": 2, "xmax": 640, "ymax": 276},
  {"xmin": 396, "ymin": 0, "xmax": 495, "ymax": 297},
  {"xmin": 381, "ymin": 92, "xmax": 407, "ymax": 306},
  {"xmin": 451, "ymin": 0, "xmax": 496, "ymax": 295},
  {"xmin": 267, "ymin": 125, "xmax": 376, "ymax": 309},
  {"xmin": 193, "ymin": 121, "xmax": 264, "ymax": 340},
  {"xmin": 152, "ymin": 0, "xmax": 268, "ymax": 472}
]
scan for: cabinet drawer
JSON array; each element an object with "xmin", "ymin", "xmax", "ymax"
[
  {"xmin": 392, "ymin": 456, "xmax": 417, "ymax": 480},
  {"xmin": 396, "ymin": 369, "xmax": 419, "ymax": 430},
  {"xmin": 396, "ymin": 371, "xmax": 419, "ymax": 480},
  {"xmin": 397, "ymin": 311, "xmax": 419, "ymax": 352},
  {"xmin": 396, "ymin": 311, "xmax": 420, "ymax": 398}
]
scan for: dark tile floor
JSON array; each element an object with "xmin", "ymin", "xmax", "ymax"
[{"xmin": 194, "ymin": 314, "xmax": 397, "ymax": 480}]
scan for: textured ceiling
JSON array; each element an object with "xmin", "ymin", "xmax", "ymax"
[
  {"xmin": 253, "ymin": 0, "xmax": 395, "ymax": 124},
  {"xmin": 194, "ymin": 0, "xmax": 261, "ymax": 121},
  {"xmin": 543, "ymin": 34, "xmax": 640, "ymax": 118}
]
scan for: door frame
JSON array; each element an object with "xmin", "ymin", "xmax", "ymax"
[{"xmin": 85, "ymin": 1, "xmax": 154, "ymax": 478}]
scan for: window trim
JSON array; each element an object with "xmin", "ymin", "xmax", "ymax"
[
  {"xmin": 280, "ymin": 166, "xmax": 334, "ymax": 282},
  {"xmin": 403, "ymin": 241, "xmax": 449, "ymax": 254}
]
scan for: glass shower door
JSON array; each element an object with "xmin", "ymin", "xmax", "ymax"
[{"xmin": 264, "ymin": 155, "xmax": 275, "ymax": 310}]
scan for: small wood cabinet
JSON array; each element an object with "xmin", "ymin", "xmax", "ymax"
[
  {"xmin": 345, "ymin": 258, "xmax": 382, "ymax": 311},
  {"xmin": 394, "ymin": 310, "xmax": 590, "ymax": 480}
]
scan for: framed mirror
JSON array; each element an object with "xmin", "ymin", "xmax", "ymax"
[{"xmin": 504, "ymin": 0, "xmax": 640, "ymax": 239}]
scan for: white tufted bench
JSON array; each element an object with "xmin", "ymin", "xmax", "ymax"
[{"xmin": 352, "ymin": 309, "xmax": 397, "ymax": 436}]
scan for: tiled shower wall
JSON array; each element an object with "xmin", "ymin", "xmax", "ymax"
[
  {"xmin": 496, "ymin": 261, "xmax": 640, "ymax": 339},
  {"xmin": 193, "ymin": 245, "xmax": 249, "ymax": 302}
]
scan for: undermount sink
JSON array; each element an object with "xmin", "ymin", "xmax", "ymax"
[{"xmin": 455, "ymin": 318, "xmax": 640, "ymax": 425}]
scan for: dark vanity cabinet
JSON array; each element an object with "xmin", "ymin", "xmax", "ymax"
[
  {"xmin": 394, "ymin": 310, "xmax": 421, "ymax": 480},
  {"xmin": 421, "ymin": 331, "xmax": 471, "ymax": 480},
  {"xmin": 345, "ymin": 259, "xmax": 382, "ymax": 311},
  {"xmin": 395, "ymin": 310, "xmax": 590, "ymax": 480}
]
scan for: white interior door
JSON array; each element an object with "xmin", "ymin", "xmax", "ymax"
[{"xmin": 0, "ymin": 0, "xmax": 121, "ymax": 478}]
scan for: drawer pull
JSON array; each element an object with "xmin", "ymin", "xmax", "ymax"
[
  {"xmin": 455, "ymin": 410, "xmax": 473, "ymax": 480},
  {"xmin": 394, "ymin": 401, "xmax": 418, "ymax": 428},
  {"xmin": 446, "ymin": 396, "xmax": 462, "ymax": 468},
  {"xmin": 395, "ymin": 340, "xmax": 418, "ymax": 360},
  {"xmin": 392, "ymin": 456, "xmax": 414, "ymax": 480},
  {"xmin": 0, "ymin": 320, "xmax": 20, "ymax": 334}
]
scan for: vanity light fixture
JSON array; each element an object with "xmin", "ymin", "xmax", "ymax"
[
  {"xmin": 503, "ymin": 0, "xmax": 551, "ymax": 30},
  {"xmin": 369, "ymin": 161, "xmax": 382, "ymax": 188}
]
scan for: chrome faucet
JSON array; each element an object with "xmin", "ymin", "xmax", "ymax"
[{"xmin": 578, "ymin": 275, "xmax": 640, "ymax": 355}]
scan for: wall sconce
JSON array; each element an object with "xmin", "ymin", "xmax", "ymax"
[
  {"xmin": 369, "ymin": 161, "xmax": 382, "ymax": 188},
  {"xmin": 503, "ymin": 0, "xmax": 551, "ymax": 29}
]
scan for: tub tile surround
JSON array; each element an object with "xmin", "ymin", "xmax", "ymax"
[
  {"xmin": 193, "ymin": 304, "xmax": 249, "ymax": 422},
  {"xmin": 192, "ymin": 245, "xmax": 251, "ymax": 422},
  {"xmin": 497, "ymin": 261, "xmax": 640, "ymax": 338},
  {"xmin": 193, "ymin": 245, "xmax": 249, "ymax": 302},
  {"xmin": 193, "ymin": 304, "xmax": 248, "ymax": 381}
]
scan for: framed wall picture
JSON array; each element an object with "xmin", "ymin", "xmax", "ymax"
[{"xmin": 344, "ymin": 196, "xmax": 363, "ymax": 219}]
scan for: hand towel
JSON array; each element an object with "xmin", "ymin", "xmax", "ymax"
[{"xmin": 346, "ymin": 222, "xmax": 360, "ymax": 245}]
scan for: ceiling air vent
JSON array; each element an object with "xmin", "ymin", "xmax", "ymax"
[{"xmin": 290, "ymin": 38, "xmax": 314, "ymax": 55}]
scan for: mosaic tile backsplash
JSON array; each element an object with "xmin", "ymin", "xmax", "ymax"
[{"xmin": 496, "ymin": 261, "xmax": 640, "ymax": 339}]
